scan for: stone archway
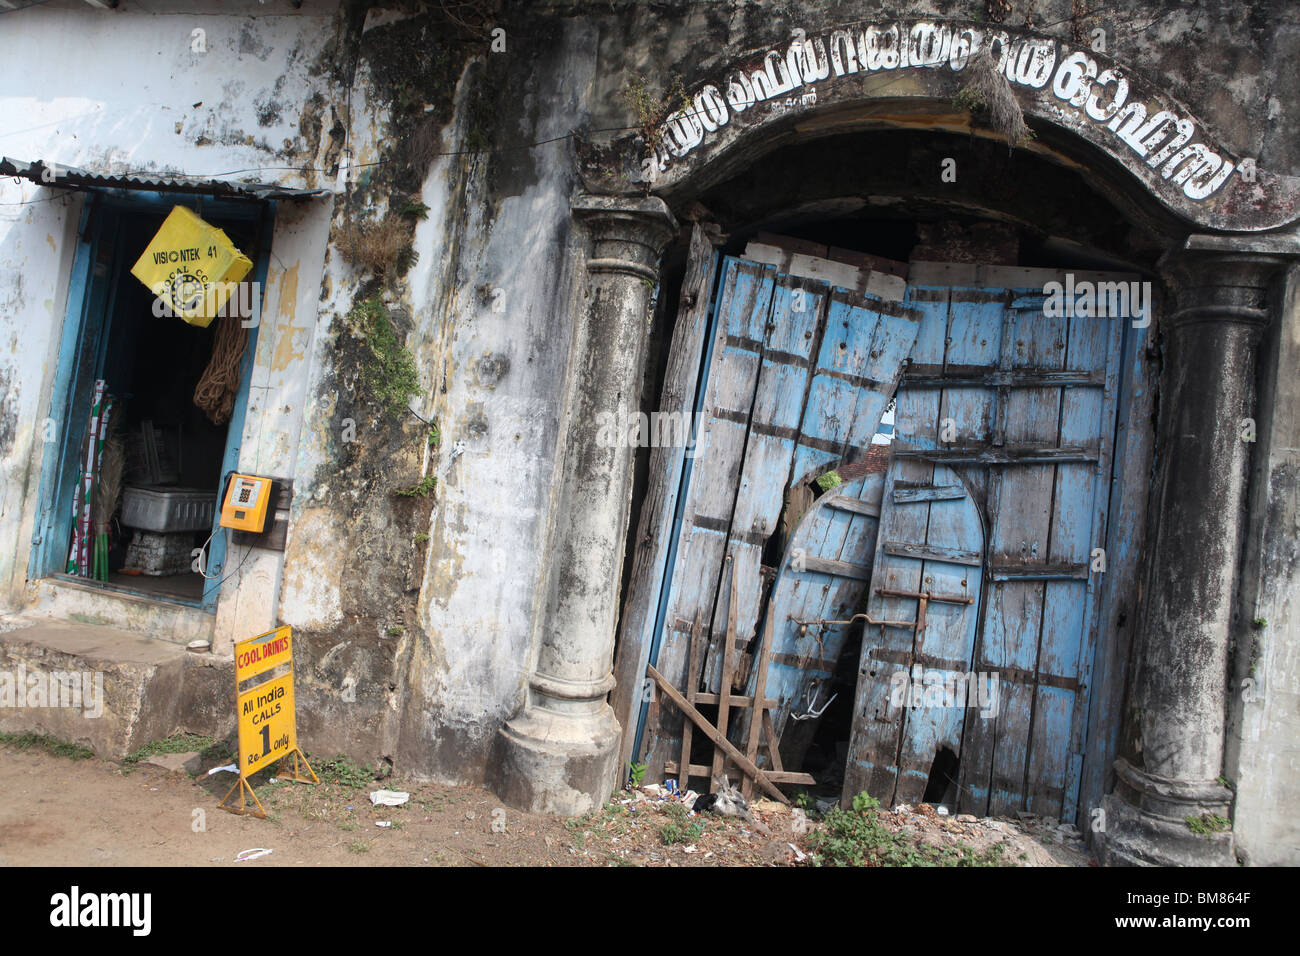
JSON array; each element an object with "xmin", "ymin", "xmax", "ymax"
[{"xmin": 494, "ymin": 18, "xmax": 1299, "ymax": 869}]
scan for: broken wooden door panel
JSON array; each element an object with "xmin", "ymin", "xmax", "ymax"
[
  {"xmin": 702, "ymin": 277, "xmax": 831, "ymax": 696},
  {"xmin": 962, "ymin": 299, "xmax": 1067, "ymax": 816},
  {"xmin": 839, "ymin": 287, "xmax": 952, "ymax": 804},
  {"xmin": 719, "ymin": 290, "xmax": 921, "ymax": 766},
  {"xmin": 787, "ymin": 292, "xmax": 920, "ymax": 488},
  {"xmin": 763, "ymin": 472, "xmax": 884, "ymax": 770},
  {"xmin": 643, "ymin": 257, "xmax": 778, "ymax": 778},
  {"xmin": 842, "ymin": 461, "xmax": 984, "ymax": 807},
  {"xmin": 704, "ymin": 285, "xmax": 922, "ymax": 695},
  {"xmin": 612, "ymin": 224, "xmax": 717, "ymax": 777}
]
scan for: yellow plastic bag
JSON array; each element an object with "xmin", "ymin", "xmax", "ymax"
[{"xmin": 129, "ymin": 205, "xmax": 253, "ymax": 328}]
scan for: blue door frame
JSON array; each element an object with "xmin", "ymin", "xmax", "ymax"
[{"xmin": 29, "ymin": 191, "xmax": 275, "ymax": 612}]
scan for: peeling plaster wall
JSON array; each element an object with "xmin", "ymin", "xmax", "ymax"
[{"xmin": 279, "ymin": 8, "xmax": 600, "ymax": 783}]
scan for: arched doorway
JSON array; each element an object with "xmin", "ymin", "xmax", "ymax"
[{"xmin": 610, "ymin": 122, "xmax": 1159, "ymax": 827}]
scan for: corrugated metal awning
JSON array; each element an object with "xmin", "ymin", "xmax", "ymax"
[{"xmin": 0, "ymin": 157, "xmax": 327, "ymax": 202}]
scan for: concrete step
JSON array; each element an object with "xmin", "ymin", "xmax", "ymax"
[{"xmin": 0, "ymin": 619, "xmax": 234, "ymax": 758}]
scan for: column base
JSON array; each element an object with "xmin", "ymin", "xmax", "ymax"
[
  {"xmin": 488, "ymin": 702, "xmax": 621, "ymax": 816},
  {"xmin": 1097, "ymin": 760, "xmax": 1236, "ymax": 866}
]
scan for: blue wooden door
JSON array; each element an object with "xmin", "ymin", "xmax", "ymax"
[
  {"xmin": 843, "ymin": 283, "xmax": 1123, "ymax": 821},
  {"xmin": 640, "ymin": 254, "xmax": 921, "ymax": 784}
]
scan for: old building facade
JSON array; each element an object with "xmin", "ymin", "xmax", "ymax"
[{"xmin": 1, "ymin": 0, "xmax": 1297, "ymax": 866}]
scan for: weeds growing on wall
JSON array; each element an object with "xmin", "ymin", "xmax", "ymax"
[
  {"xmin": 348, "ymin": 298, "xmax": 421, "ymax": 418},
  {"xmin": 954, "ymin": 46, "xmax": 1034, "ymax": 149},
  {"xmin": 340, "ymin": 216, "xmax": 418, "ymax": 277},
  {"xmin": 625, "ymin": 73, "xmax": 688, "ymax": 153}
]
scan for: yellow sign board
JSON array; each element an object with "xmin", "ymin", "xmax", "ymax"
[
  {"xmin": 129, "ymin": 205, "xmax": 253, "ymax": 327},
  {"xmin": 237, "ymin": 672, "xmax": 297, "ymax": 777},
  {"xmin": 234, "ymin": 625, "xmax": 292, "ymax": 683},
  {"xmin": 219, "ymin": 625, "xmax": 317, "ymax": 818}
]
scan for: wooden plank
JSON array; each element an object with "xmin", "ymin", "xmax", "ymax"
[
  {"xmin": 826, "ymin": 495, "xmax": 880, "ymax": 517},
  {"xmin": 742, "ymin": 610, "xmax": 777, "ymax": 800},
  {"xmin": 678, "ymin": 614, "xmax": 704, "ymax": 790},
  {"xmin": 647, "ymin": 664, "xmax": 789, "ymax": 804},
  {"xmin": 989, "ymin": 562, "xmax": 1088, "ymax": 581},
  {"xmin": 610, "ymin": 223, "xmax": 718, "ymax": 777},
  {"xmin": 892, "ymin": 485, "xmax": 966, "ymax": 503},
  {"xmin": 891, "ymin": 444, "xmax": 1099, "ymax": 464},
  {"xmin": 711, "ymin": 558, "xmax": 739, "ymax": 784},
  {"xmin": 665, "ymin": 761, "xmax": 815, "ymax": 786},
  {"xmin": 644, "ymin": 258, "xmax": 777, "ymax": 780},
  {"xmin": 901, "ymin": 367, "xmax": 1104, "ymax": 389},
  {"xmin": 799, "ymin": 555, "xmax": 873, "ymax": 580},
  {"xmin": 1077, "ymin": 306, "xmax": 1156, "ymax": 829},
  {"xmin": 762, "ymin": 709, "xmax": 785, "ymax": 773},
  {"xmin": 693, "ymin": 692, "xmax": 779, "ymax": 708},
  {"xmin": 881, "ymin": 540, "xmax": 982, "ymax": 567}
]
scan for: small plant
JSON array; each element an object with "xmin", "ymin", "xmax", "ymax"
[
  {"xmin": 807, "ymin": 791, "xmax": 1004, "ymax": 867},
  {"xmin": 348, "ymin": 298, "xmax": 421, "ymax": 418},
  {"xmin": 395, "ymin": 474, "xmax": 437, "ymax": 498},
  {"xmin": 1252, "ymin": 617, "xmax": 1267, "ymax": 628},
  {"xmin": 311, "ymin": 754, "xmax": 374, "ymax": 789},
  {"xmin": 1217, "ymin": 775, "xmax": 1234, "ymax": 790},
  {"xmin": 427, "ymin": 423, "xmax": 441, "ymax": 447},
  {"xmin": 400, "ymin": 199, "xmax": 430, "ymax": 221},
  {"xmin": 627, "ymin": 761, "xmax": 648, "ymax": 787},
  {"xmin": 413, "ymin": 532, "xmax": 430, "ymax": 544},
  {"xmin": 347, "ymin": 840, "xmax": 370, "ymax": 854},
  {"xmin": 1186, "ymin": 813, "xmax": 1231, "ymax": 835},
  {"xmin": 660, "ymin": 812, "xmax": 704, "ymax": 846},
  {"xmin": 0, "ymin": 731, "xmax": 93, "ymax": 761},
  {"xmin": 816, "ymin": 470, "xmax": 843, "ymax": 493},
  {"xmin": 852, "ymin": 792, "xmax": 881, "ymax": 814},
  {"xmin": 624, "ymin": 73, "xmax": 688, "ymax": 152},
  {"xmin": 387, "ymin": 625, "xmax": 405, "ymax": 637}
]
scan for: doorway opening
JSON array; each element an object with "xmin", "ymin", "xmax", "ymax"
[{"xmin": 36, "ymin": 195, "xmax": 270, "ymax": 611}]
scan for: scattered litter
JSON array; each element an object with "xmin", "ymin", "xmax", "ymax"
[
  {"xmin": 642, "ymin": 784, "xmax": 666, "ymax": 798},
  {"xmin": 207, "ymin": 763, "xmax": 237, "ymax": 776},
  {"xmin": 375, "ymin": 821, "xmax": 392, "ymax": 828},
  {"xmin": 682, "ymin": 845, "xmax": 697, "ymax": 854},
  {"xmin": 788, "ymin": 843, "xmax": 807, "ymax": 862},
  {"xmin": 234, "ymin": 848, "xmax": 273, "ymax": 863},
  {"xmin": 370, "ymin": 790, "xmax": 410, "ymax": 806},
  {"xmin": 937, "ymin": 805, "xmax": 950, "ymax": 816}
]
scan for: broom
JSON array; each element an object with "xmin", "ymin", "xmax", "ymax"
[{"xmin": 92, "ymin": 431, "xmax": 125, "ymax": 583}]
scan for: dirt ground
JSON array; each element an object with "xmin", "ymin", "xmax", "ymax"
[{"xmin": 0, "ymin": 744, "xmax": 1093, "ymax": 866}]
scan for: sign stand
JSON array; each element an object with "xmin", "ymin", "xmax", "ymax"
[{"xmin": 218, "ymin": 625, "xmax": 317, "ymax": 817}]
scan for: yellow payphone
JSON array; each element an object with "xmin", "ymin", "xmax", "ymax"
[{"xmin": 220, "ymin": 474, "xmax": 273, "ymax": 533}]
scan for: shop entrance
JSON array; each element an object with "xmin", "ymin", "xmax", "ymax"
[{"xmin": 31, "ymin": 194, "xmax": 271, "ymax": 610}]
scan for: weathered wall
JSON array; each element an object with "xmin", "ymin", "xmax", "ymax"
[
  {"xmin": 0, "ymin": 1, "xmax": 1297, "ymax": 858},
  {"xmin": 1228, "ymin": 264, "xmax": 1300, "ymax": 866},
  {"xmin": 0, "ymin": 1, "xmax": 345, "ymax": 628},
  {"xmin": 276, "ymin": 7, "xmax": 601, "ymax": 784}
]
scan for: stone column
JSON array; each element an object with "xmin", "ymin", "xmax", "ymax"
[
  {"xmin": 1101, "ymin": 238, "xmax": 1285, "ymax": 866},
  {"xmin": 489, "ymin": 195, "xmax": 677, "ymax": 815}
]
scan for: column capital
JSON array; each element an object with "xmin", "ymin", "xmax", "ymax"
[
  {"xmin": 1158, "ymin": 234, "xmax": 1297, "ymax": 330},
  {"xmin": 573, "ymin": 194, "xmax": 678, "ymax": 281}
]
